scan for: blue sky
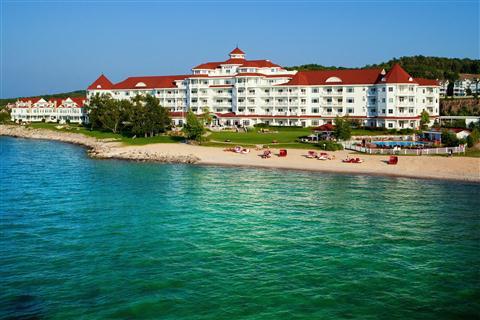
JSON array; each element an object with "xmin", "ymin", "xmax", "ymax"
[{"xmin": 1, "ymin": 0, "xmax": 479, "ymax": 98}]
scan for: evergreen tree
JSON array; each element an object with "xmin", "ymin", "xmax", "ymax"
[{"xmin": 183, "ymin": 110, "xmax": 205, "ymax": 141}]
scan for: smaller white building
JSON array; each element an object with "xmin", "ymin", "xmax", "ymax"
[
  {"xmin": 440, "ymin": 74, "xmax": 480, "ymax": 97},
  {"xmin": 11, "ymin": 97, "xmax": 88, "ymax": 124}
]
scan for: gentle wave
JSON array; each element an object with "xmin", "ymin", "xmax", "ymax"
[{"xmin": 1, "ymin": 137, "xmax": 479, "ymax": 319}]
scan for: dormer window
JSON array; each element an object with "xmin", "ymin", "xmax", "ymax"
[
  {"xmin": 326, "ymin": 76, "xmax": 342, "ymax": 83},
  {"xmin": 96, "ymin": 85, "xmax": 102, "ymax": 89},
  {"xmin": 135, "ymin": 82, "xmax": 147, "ymax": 88}
]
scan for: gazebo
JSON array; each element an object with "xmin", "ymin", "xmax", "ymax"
[{"xmin": 312, "ymin": 123, "xmax": 336, "ymax": 140}]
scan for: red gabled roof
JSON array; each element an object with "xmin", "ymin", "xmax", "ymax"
[
  {"xmin": 88, "ymin": 74, "xmax": 113, "ymax": 90},
  {"xmin": 112, "ymin": 75, "xmax": 189, "ymax": 89},
  {"xmin": 49, "ymin": 98, "xmax": 63, "ymax": 107},
  {"xmin": 415, "ymin": 78, "xmax": 439, "ymax": 86},
  {"xmin": 230, "ymin": 47, "xmax": 245, "ymax": 55},
  {"xmin": 382, "ymin": 64, "xmax": 415, "ymax": 84},
  {"xmin": 70, "ymin": 97, "xmax": 86, "ymax": 107},
  {"xmin": 280, "ymin": 68, "xmax": 384, "ymax": 86}
]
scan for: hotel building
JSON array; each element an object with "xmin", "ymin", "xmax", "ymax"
[
  {"xmin": 84, "ymin": 47, "xmax": 439, "ymax": 129},
  {"xmin": 10, "ymin": 97, "xmax": 87, "ymax": 124}
]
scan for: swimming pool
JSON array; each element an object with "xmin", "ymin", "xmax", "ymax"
[{"xmin": 373, "ymin": 141, "xmax": 426, "ymax": 147}]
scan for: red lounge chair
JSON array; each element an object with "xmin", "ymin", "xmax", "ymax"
[
  {"xmin": 388, "ymin": 156, "xmax": 398, "ymax": 165},
  {"xmin": 306, "ymin": 151, "xmax": 317, "ymax": 158},
  {"xmin": 261, "ymin": 150, "xmax": 272, "ymax": 159},
  {"xmin": 279, "ymin": 149, "xmax": 287, "ymax": 157}
]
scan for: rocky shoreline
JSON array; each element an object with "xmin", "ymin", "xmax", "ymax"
[{"xmin": 0, "ymin": 125, "xmax": 200, "ymax": 164}]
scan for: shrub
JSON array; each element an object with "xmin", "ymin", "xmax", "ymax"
[
  {"xmin": 466, "ymin": 129, "xmax": 480, "ymax": 147},
  {"xmin": 441, "ymin": 129, "xmax": 460, "ymax": 147},
  {"xmin": 316, "ymin": 140, "xmax": 343, "ymax": 151},
  {"xmin": 398, "ymin": 128, "xmax": 414, "ymax": 135}
]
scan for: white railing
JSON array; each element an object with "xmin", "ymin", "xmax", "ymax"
[{"xmin": 343, "ymin": 142, "xmax": 467, "ymax": 155}]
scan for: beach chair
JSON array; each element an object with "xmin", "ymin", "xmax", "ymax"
[
  {"xmin": 261, "ymin": 150, "xmax": 272, "ymax": 159},
  {"xmin": 388, "ymin": 156, "xmax": 398, "ymax": 165},
  {"xmin": 306, "ymin": 151, "xmax": 317, "ymax": 158}
]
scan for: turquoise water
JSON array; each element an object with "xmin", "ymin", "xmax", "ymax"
[
  {"xmin": 373, "ymin": 141, "xmax": 426, "ymax": 147},
  {"xmin": 1, "ymin": 137, "xmax": 479, "ymax": 319}
]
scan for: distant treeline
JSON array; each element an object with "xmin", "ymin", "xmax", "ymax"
[
  {"xmin": 0, "ymin": 90, "xmax": 86, "ymax": 107},
  {"xmin": 286, "ymin": 56, "xmax": 480, "ymax": 81}
]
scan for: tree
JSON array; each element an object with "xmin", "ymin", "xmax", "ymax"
[
  {"xmin": 441, "ymin": 129, "xmax": 459, "ymax": 147},
  {"xmin": 183, "ymin": 110, "xmax": 205, "ymax": 141},
  {"xmin": 333, "ymin": 116, "xmax": 352, "ymax": 140},
  {"xmin": 85, "ymin": 94, "xmax": 127, "ymax": 133},
  {"xmin": 0, "ymin": 107, "xmax": 11, "ymax": 124},
  {"xmin": 122, "ymin": 95, "xmax": 171, "ymax": 137},
  {"xmin": 466, "ymin": 128, "xmax": 480, "ymax": 147},
  {"xmin": 420, "ymin": 110, "xmax": 430, "ymax": 129}
]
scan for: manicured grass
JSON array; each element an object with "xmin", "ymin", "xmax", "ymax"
[
  {"xmin": 27, "ymin": 122, "xmax": 182, "ymax": 145},
  {"xmin": 457, "ymin": 149, "xmax": 480, "ymax": 158},
  {"xmin": 209, "ymin": 127, "xmax": 311, "ymax": 145}
]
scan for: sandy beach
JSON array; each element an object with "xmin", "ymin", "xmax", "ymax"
[{"xmin": 1, "ymin": 125, "xmax": 479, "ymax": 182}]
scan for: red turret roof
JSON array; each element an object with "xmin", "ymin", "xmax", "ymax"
[
  {"xmin": 87, "ymin": 74, "xmax": 113, "ymax": 90},
  {"xmin": 230, "ymin": 47, "xmax": 245, "ymax": 55},
  {"xmin": 382, "ymin": 63, "xmax": 415, "ymax": 84}
]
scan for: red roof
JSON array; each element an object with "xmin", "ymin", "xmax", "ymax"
[
  {"xmin": 193, "ymin": 59, "xmax": 281, "ymax": 70},
  {"xmin": 281, "ymin": 68, "xmax": 384, "ymax": 86},
  {"xmin": 87, "ymin": 74, "xmax": 113, "ymax": 90},
  {"xmin": 112, "ymin": 75, "xmax": 189, "ymax": 89},
  {"xmin": 313, "ymin": 123, "xmax": 335, "ymax": 131},
  {"xmin": 230, "ymin": 47, "xmax": 245, "ymax": 55},
  {"xmin": 382, "ymin": 64, "xmax": 415, "ymax": 84},
  {"xmin": 415, "ymin": 78, "xmax": 439, "ymax": 86},
  {"xmin": 70, "ymin": 97, "xmax": 86, "ymax": 107}
]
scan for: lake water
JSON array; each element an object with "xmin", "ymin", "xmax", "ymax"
[{"xmin": 1, "ymin": 136, "xmax": 479, "ymax": 319}]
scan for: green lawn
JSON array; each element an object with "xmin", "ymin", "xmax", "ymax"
[
  {"xmin": 24, "ymin": 123, "xmax": 419, "ymax": 149},
  {"xmin": 208, "ymin": 127, "xmax": 311, "ymax": 145},
  {"xmin": 27, "ymin": 123, "xmax": 181, "ymax": 145}
]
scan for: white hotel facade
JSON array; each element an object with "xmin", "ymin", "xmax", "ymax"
[{"xmin": 84, "ymin": 48, "xmax": 439, "ymax": 129}]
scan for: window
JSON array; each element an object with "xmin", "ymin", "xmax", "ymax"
[
  {"xmin": 347, "ymin": 87, "xmax": 354, "ymax": 93},
  {"xmin": 389, "ymin": 98, "xmax": 393, "ymax": 103},
  {"xmin": 338, "ymin": 108, "xmax": 343, "ymax": 113},
  {"xmin": 388, "ymin": 87, "xmax": 393, "ymax": 92},
  {"xmin": 347, "ymin": 108, "xmax": 354, "ymax": 113},
  {"xmin": 326, "ymin": 108, "xmax": 332, "ymax": 113},
  {"xmin": 388, "ymin": 123, "xmax": 393, "ymax": 128},
  {"xmin": 382, "ymin": 98, "xmax": 386, "ymax": 103},
  {"xmin": 312, "ymin": 120, "xmax": 319, "ymax": 126},
  {"xmin": 312, "ymin": 99, "xmax": 319, "ymax": 103},
  {"xmin": 382, "ymin": 87, "xmax": 386, "ymax": 92},
  {"xmin": 347, "ymin": 98, "xmax": 354, "ymax": 103},
  {"xmin": 388, "ymin": 109, "xmax": 393, "ymax": 114},
  {"xmin": 312, "ymin": 108, "xmax": 319, "ymax": 113},
  {"xmin": 312, "ymin": 88, "xmax": 319, "ymax": 93}
]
